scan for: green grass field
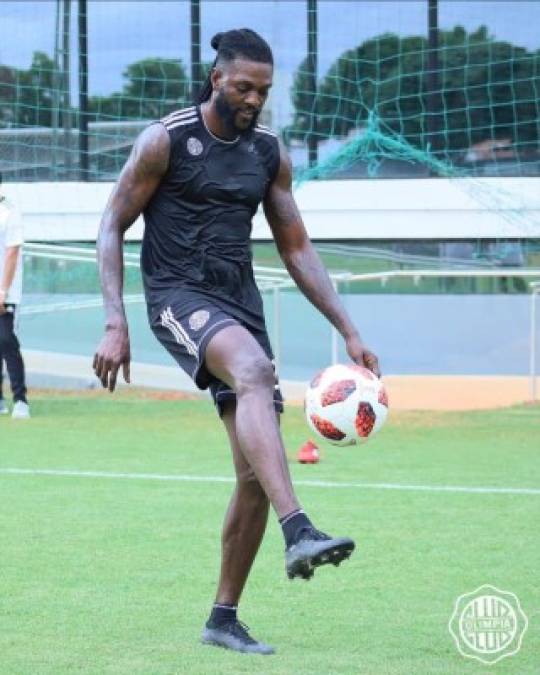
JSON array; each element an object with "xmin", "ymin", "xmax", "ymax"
[{"xmin": 1, "ymin": 391, "xmax": 539, "ymax": 674}]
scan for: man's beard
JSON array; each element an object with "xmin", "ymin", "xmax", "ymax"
[{"xmin": 215, "ymin": 90, "xmax": 260, "ymax": 134}]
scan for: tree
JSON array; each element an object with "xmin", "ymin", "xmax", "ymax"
[
  {"xmin": 89, "ymin": 57, "xmax": 190, "ymax": 121},
  {"xmin": 0, "ymin": 51, "xmax": 56, "ymax": 127},
  {"xmin": 0, "ymin": 65, "xmax": 18, "ymax": 127},
  {"xmin": 288, "ymin": 26, "xmax": 540, "ymax": 154},
  {"xmin": 283, "ymin": 56, "xmax": 317, "ymax": 143},
  {"xmin": 25, "ymin": 51, "xmax": 56, "ymax": 127}
]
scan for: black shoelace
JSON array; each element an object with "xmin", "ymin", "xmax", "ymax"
[
  {"xmin": 227, "ymin": 620, "xmax": 257, "ymax": 644},
  {"xmin": 294, "ymin": 525, "xmax": 331, "ymax": 544}
]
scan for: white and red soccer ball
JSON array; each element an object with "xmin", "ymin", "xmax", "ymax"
[{"xmin": 305, "ymin": 364, "xmax": 388, "ymax": 446}]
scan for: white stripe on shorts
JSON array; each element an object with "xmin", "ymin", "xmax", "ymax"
[{"xmin": 160, "ymin": 307, "xmax": 198, "ymax": 357}]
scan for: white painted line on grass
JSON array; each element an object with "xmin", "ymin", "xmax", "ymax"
[{"xmin": 1, "ymin": 468, "xmax": 540, "ymax": 495}]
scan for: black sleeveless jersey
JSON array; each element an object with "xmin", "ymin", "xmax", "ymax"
[{"xmin": 141, "ymin": 105, "xmax": 280, "ymax": 330}]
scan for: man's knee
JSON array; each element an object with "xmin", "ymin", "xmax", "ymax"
[{"xmin": 235, "ymin": 355, "xmax": 275, "ymax": 397}]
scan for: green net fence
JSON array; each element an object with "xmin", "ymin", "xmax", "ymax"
[
  {"xmin": 289, "ymin": 25, "xmax": 540, "ymax": 180},
  {"xmin": 0, "ymin": 1, "xmax": 539, "ymax": 181}
]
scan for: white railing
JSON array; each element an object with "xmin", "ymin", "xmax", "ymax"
[
  {"xmin": 22, "ymin": 242, "xmax": 298, "ymax": 289},
  {"xmin": 320, "ymin": 268, "xmax": 540, "ymax": 401},
  {"xmin": 22, "ymin": 244, "xmax": 540, "ymax": 400}
]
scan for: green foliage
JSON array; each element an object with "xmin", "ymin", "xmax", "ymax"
[
  {"xmin": 0, "ymin": 54, "xmax": 190, "ymax": 127},
  {"xmin": 2, "ymin": 22, "xmax": 539, "ymax": 180},
  {"xmin": 288, "ymin": 26, "xmax": 540, "ymax": 155},
  {"xmin": 89, "ymin": 57, "xmax": 190, "ymax": 121},
  {"xmin": 0, "ymin": 52, "xmax": 56, "ymax": 128}
]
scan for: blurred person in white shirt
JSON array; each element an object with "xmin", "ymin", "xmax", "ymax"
[{"xmin": 0, "ymin": 173, "xmax": 29, "ymax": 419}]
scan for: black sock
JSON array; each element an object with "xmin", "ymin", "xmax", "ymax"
[
  {"xmin": 208, "ymin": 603, "xmax": 237, "ymax": 627},
  {"xmin": 280, "ymin": 509, "xmax": 313, "ymax": 547}
]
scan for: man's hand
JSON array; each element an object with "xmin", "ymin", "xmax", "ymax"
[
  {"xmin": 345, "ymin": 333, "xmax": 381, "ymax": 378},
  {"xmin": 93, "ymin": 326, "xmax": 131, "ymax": 392}
]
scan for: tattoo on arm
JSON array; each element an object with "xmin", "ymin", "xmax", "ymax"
[{"xmin": 264, "ymin": 141, "xmax": 359, "ymax": 340}]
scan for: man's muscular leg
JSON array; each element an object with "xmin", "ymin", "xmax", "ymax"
[
  {"xmin": 205, "ymin": 324, "xmax": 298, "ymax": 519},
  {"xmin": 214, "ymin": 399, "xmax": 270, "ymax": 606},
  {"xmin": 202, "ymin": 399, "xmax": 275, "ymax": 655},
  {"xmin": 205, "ymin": 324, "xmax": 355, "ymax": 583}
]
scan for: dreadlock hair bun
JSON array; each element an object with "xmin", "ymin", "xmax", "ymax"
[{"xmin": 211, "ymin": 33, "xmax": 223, "ymax": 50}]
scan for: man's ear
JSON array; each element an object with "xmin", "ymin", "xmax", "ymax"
[{"xmin": 210, "ymin": 67, "xmax": 222, "ymax": 92}]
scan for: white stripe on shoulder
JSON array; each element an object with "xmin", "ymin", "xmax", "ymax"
[
  {"xmin": 163, "ymin": 105, "xmax": 195, "ymax": 117},
  {"xmin": 162, "ymin": 106, "xmax": 196, "ymax": 123},
  {"xmin": 162, "ymin": 112, "xmax": 197, "ymax": 126},
  {"xmin": 255, "ymin": 126, "xmax": 277, "ymax": 137},
  {"xmin": 165, "ymin": 117, "xmax": 198, "ymax": 130}
]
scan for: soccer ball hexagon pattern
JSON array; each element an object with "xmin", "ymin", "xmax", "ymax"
[{"xmin": 305, "ymin": 364, "xmax": 388, "ymax": 446}]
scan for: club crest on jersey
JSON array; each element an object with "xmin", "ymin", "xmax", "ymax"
[
  {"xmin": 189, "ymin": 310, "xmax": 210, "ymax": 331},
  {"xmin": 187, "ymin": 136, "xmax": 203, "ymax": 156}
]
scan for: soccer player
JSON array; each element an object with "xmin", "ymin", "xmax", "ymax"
[
  {"xmin": 0, "ymin": 173, "xmax": 30, "ymax": 419},
  {"xmin": 93, "ymin": 29, "xmax": 380, "ymax": 655}
]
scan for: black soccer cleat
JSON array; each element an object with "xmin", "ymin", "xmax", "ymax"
[
  {"xmin": 285, "ymin": 526, "xmax": 355, "ymax": 580},
  {"xmin": 201, "ymin": 619, "xmax": 275, "ymax": 655}
]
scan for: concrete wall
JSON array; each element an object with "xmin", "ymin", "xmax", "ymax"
[{"xmin": 3, "ymin": 177, "xmax": 540, "ymax": 241}]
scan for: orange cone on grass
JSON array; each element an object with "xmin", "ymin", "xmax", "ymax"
[{"xmin": 297, "ymin": 440, "xmax": 320, "ymax": 464}]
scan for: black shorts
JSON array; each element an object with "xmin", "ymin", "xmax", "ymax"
[{"xmin": 150, "ymin": 296, "xmax": 284, "ymax": 416}]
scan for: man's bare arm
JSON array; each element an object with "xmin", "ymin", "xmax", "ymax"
[
  {"xmin": 263, "ymin": 141, "xmax": 380, "ymax": 375},
  {"xmin": 98, "ymin": 123, "xmax": 169, "ymax": 329},
  {"xmin": 94, "ymin": 123, "xmax": 170, "ymax": 391}
]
